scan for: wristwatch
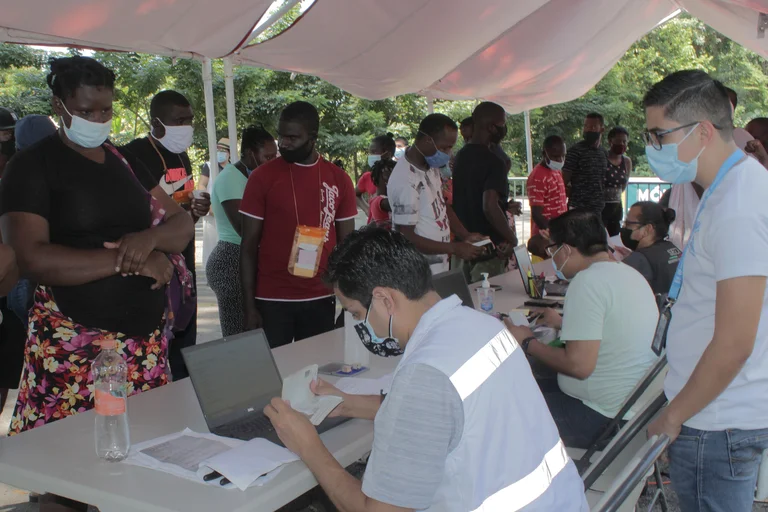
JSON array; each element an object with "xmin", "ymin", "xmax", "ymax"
[{"xmin": 521, "ymin": 336, "xmax": 537, "ymax": 354}]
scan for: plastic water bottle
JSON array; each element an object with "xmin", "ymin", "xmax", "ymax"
[
  {"xmin": 476, "ymin": 272, "xmax": 495, "ymax": 313},
  {"xmin": 92, "ymin": 339, "xmax": 130, "ymax": 462}
]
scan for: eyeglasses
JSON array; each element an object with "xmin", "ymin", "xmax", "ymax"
[
  {"xmin": 642, "ymin": 121, "xmax": 721, "ymax": 151},
  {"xmin": 545, "ymin": 243, "xmax": 561, "ymax": 258}
]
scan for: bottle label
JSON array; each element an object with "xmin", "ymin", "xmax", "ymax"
[{"xmin": 95, "ymin": 389, "xmax": 126, "ymax": 416}]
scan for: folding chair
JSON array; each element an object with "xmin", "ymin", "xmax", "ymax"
[
  {"xmin": 573, "ymin": 354, "xmax": 668, "ymax": 473},
  {"xmin": 590, "ymin": 435, "xmax": 671, "ymax": 512}
]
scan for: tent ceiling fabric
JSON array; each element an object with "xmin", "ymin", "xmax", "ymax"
[
  {"xmin": 0, "ymin": 0, "xmax": 274, "ymax": 58},
  {"xmin": 235, "ymin": 0, "xmax": 768, "ymax": 113},
  {"xmin": 1, "ymin": 0, "xmax": 767, "ymax": 112}
]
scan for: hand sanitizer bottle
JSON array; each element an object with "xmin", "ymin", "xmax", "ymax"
[{"xmin": 476, "ymin": 273, "xmax": 495, "ymax": 314}]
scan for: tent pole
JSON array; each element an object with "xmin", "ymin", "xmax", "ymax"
[
  {"xmin": 223, "ymin": 57, "xmax": 239, "ymax": 162},
  {"xmin": 427, "ymin": 94, "xmax": 434, "ymax": 114},
  {"xmin": 202, "ymin": 58, "xmax": 218, "ymax": 181},
  {"xmin": 524, "ymin": 110, "xmax": 533, "ymax": 175}
]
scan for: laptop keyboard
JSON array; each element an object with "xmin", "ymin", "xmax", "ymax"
[{"xmin": 217, "ymin": 414, "xmax": 276, "ymax": 441}]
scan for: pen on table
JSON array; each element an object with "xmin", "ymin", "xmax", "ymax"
[
  {"xmin": 220, "ymin": 477, "xmax": 231, "ymax": 486},
  {"xmin": 203, "ymin": 471, "xmax": 222, "ymax": 482}
]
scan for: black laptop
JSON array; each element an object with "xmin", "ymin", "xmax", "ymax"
[
  {"xmin": 433, "ymin": 269, "xmax": 474, "ymax": 307},
  {"xmin": 182, "ymin": 330, "xmax": 348, "ymax": 445}
]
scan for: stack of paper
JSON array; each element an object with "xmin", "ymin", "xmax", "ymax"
[
  {"xmin": 124, "ymin": 429, "xmax": 297, "ymax": 491},
  {"xmin": 335, "ymin": 373, "xmax": 393, "ymax": 396}
]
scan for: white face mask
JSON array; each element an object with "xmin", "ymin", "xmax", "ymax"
[
  {"xmin": 152, "ymin": 119, "xmax": 194, "ymax": 154},
  {"xmin": 60, "ymin": 103, "xmax": 111, "ymax": 149},
  {"xmin": 546, "ymin": 152, "xmax": 564, "ymax": 171},
  {"xmin": 217, "ymin": 151, "xmax": 229, "ymax": 164}
]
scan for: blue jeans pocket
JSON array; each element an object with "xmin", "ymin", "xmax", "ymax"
[{"xmin": 727, "ymin": 429, "xmax": 768, "ymax": 478}]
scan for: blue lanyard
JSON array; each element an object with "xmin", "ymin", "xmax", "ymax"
[{"xmin": 667, "ymin": 149, "xmax": 745, "ymax": 300}]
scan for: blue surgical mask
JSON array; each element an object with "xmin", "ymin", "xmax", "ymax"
[
  {"xmin": 368, "ymin": 154, "xmax": 381, "ymax": 168},
  {"xmin": 551, "ymin": 245, "xmax": 569, "ymax": 281},
  {"xmin": 60, "ymin": 103, "xmax": 111, "ymax": 149},
  {"xmin": 217, "ymin": 151, "xmax": 229, "ymax": 164},
  {"xmin": 353, "ymin": 301, "xmax": 404, "ymax": 357},
  {"xmin": 418, "ymin": 131, "xmax": 452, "ymax": 169},
  {"xmin": 645, "ymin": 123, "xmax": 704, "ymax": 184},
  {"xmin": 394, "ymin": 147, "xmax": 406, "ymax": 159}
]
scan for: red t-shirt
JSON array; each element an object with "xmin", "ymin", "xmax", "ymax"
[
  {"xmin": 240, "ymin": 157, "xmax": 357, "ymax": 300},
  {"xmin": 368, "ymin": 195, "xmax": 391, "ymax": 225},
  {"xmin": 356, "ymin": 172, "xmax": 377, "ymax": 197},
  {"xmin": 527, "ymin": 163, "xmax": 567, "ymax": 236}
]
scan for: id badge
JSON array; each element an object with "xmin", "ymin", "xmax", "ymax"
[
  {"xmin": 288, "ymin": 225, "xmax": 327, "ymax": 278},
  {"xmin": 651, "ymin": 294, "xmax": 674, "ymax": 356}
]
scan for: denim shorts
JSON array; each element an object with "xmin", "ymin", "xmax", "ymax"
[{"xmin": 669, "ymin": 424, "xmax": 768, "ymax": 512}]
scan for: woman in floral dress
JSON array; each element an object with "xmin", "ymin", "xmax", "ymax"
[{"xmin": 0, "ymin": 56, "xmax": 194, "ymax": 434}]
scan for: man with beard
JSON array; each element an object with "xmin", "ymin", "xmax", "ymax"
[{"xmin": 239, "ymin": 101, "xmax": 357, "ymax": 348}]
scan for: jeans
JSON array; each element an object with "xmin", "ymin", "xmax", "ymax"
[
  {"xmin": 537, "ymin": 378, "xmax": 613, "ymax": 449},
  {"xmin": 669, "ymin": 424, "xmax": 768, "ymax": 512},
  {"xmin": 256, "ymin": 297, "xmax": 337, "ymax": 349}
]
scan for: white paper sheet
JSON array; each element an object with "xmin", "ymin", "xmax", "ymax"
[
  {"xmin": 335, "ymin": 374, "xmax": 393, "ymax": 396},
  {"xmin": 283, "ymin": 364, "xmax": 344, "ymax": 425},
  {"xmin": 198, "ymin": 438, "xmax": 299, "ymax": 491},
  {"xmin": 124, "ymin": 429, "xmax": 295, "ymax": 491}
]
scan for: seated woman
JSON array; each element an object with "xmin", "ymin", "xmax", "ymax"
[
  {"xmin": 207, "ymin": 125, "xmax": 277, "ymax": 337},
  {"xmin": 505, "ymin": 210, "xmax": 659, "ymax": 449},
  {"xmin": 621, "ymin": 201, "xmax": 682, "ymax": 295},
  {"xmin": 0, "ymin": 56, "xmax": 194, "ymax": 434}
]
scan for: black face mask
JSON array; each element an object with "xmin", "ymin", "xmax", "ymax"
[
  {"xmin": 620, "ymin": 227, "xmax": 640, "ymax": 251},
  {"xmin": 491, "ymin": 124, "xmax": 507, "ymax": 145},
  {"xmin": 280, "ymin": 138, "xmax": 315, "ymax": 164},
  {"xmin": 583, "ymin": 131, "xmax": 601, "ymax": 147},
  {"xmin": 0, "ymin": 139, "xmax": 15, "ymax": 159}
]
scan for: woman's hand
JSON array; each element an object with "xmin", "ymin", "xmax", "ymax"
[
  {"xmin": 104, "ymin": 230, "xmax": 158, "ymax": 275},
  {"xmin": 138, "ymin": 251, "xmax": 173, "ymax": 290}
]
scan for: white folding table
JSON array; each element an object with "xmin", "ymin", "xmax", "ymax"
[{"xmin": 0, "ymin": 265, "xmax": 547, "ymax": 512}]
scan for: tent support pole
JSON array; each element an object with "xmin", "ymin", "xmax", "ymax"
[
  {"xmin": 524, "ymin": 110, "xmax": 533, "ymax": 175},
  {"xmin": 223, "ymin": 57, "xmax": 239, "ymax": 162},
  {"xmin": 202, "ymin": 58, "xmax": 218, "ymax": 181},
  {"xmin": 427, "ymin": 94, "xmax": 434, "ymax": 114}
]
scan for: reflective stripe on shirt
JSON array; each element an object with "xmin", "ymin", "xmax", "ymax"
[
  {"xmin": 470, "ymin": 439, "xmax": 570, "ymax": 511},
  {"xmin": 449, "ymin": 329, "xmax": 518, "ymax": 401}
]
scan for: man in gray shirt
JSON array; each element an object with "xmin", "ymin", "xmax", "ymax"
[{"xmin": 265, "ymin": 228, "xmax": 587, "ymax": 511}]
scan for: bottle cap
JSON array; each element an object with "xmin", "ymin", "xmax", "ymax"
[
  {"xmin": 481, "ymin": 273, "xmax": 490, "ymax": 288},
  {"xmin": 100, "ymin": 339, "xmax": 117, "ymax": 350}
]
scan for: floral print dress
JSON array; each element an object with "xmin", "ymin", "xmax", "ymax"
[{"xmin": 10, "ymin": 286, "xmax": 169, "ymax": 434}]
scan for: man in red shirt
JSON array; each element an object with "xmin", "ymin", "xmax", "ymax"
[
  {"xmin": 527, "ymin": 135, "xmax": 568, "ymax": 259},
  {"xmin": 239, "ymin": 101, "xmax": 357, "ymax": 348}
]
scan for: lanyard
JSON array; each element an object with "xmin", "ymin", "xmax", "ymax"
[
  {"xmin": 288, "ymin": 161, "xmax": 322, "ymax": 228},
  {"xmin": 667, "ymin": 149, "xmax": 745, "ymax": 301}
]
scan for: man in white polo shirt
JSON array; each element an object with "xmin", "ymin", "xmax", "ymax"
[
  {"xmin": 264, "ymin": 227, "xmax": 587, "ymax": 511},
  {"xmin": 644, "ymin": 70, "xmax": 768, "ymax": 511},
  {"xmin": 387, "ymin": 114, "xmax": 483, "ymax": 274}
]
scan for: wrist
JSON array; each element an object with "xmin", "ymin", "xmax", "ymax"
[{"xmin": 521, "ymin": 336, "xmax": 537, "ymax": 354}]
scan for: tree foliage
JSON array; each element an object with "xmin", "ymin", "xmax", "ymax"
[{"xmin": 1, "ymin": 13, "xmax": 766, "ymax": 179}]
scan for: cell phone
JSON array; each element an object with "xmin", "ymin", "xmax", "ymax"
[{"xmin": 472, "ymin": 238, "xmax": 493, "ymax": 247}]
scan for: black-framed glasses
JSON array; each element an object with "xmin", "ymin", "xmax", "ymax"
[
  {"xmin": 642, "ymin": 121, "xmax": 722, "ymax": 151},
  {"xmin": 545, "ymin": 243, "xmax": 561, "ymax": 258}
]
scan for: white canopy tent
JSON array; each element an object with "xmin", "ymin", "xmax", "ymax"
[{"xmin": 1, "ymin": 0, "xmax": 767, "ymax": 214}]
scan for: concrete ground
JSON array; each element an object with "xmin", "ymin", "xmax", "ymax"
[{"xmin": 2, "ymin": 218, "xmax": 768, "ymax": 512}]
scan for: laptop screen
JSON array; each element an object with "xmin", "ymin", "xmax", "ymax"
[
  {"xmin": 182, "ymin": 330, "xmax": 282, "ymax": 428},
  {"xmin": 514, "ymin": 245, "xmax": 536, "ymax": 296},
  {"xmin": 433, "ymin": 269, "xmax": 474, "ymax": 308}
]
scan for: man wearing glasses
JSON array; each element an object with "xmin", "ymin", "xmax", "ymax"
[
  {"xmin": 505, "ymin": 209, "xmax": 659, "ymax": 449},
  {"xmin": 643, "ymin": 70, "xmax": 768, "ymax": 511}
]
